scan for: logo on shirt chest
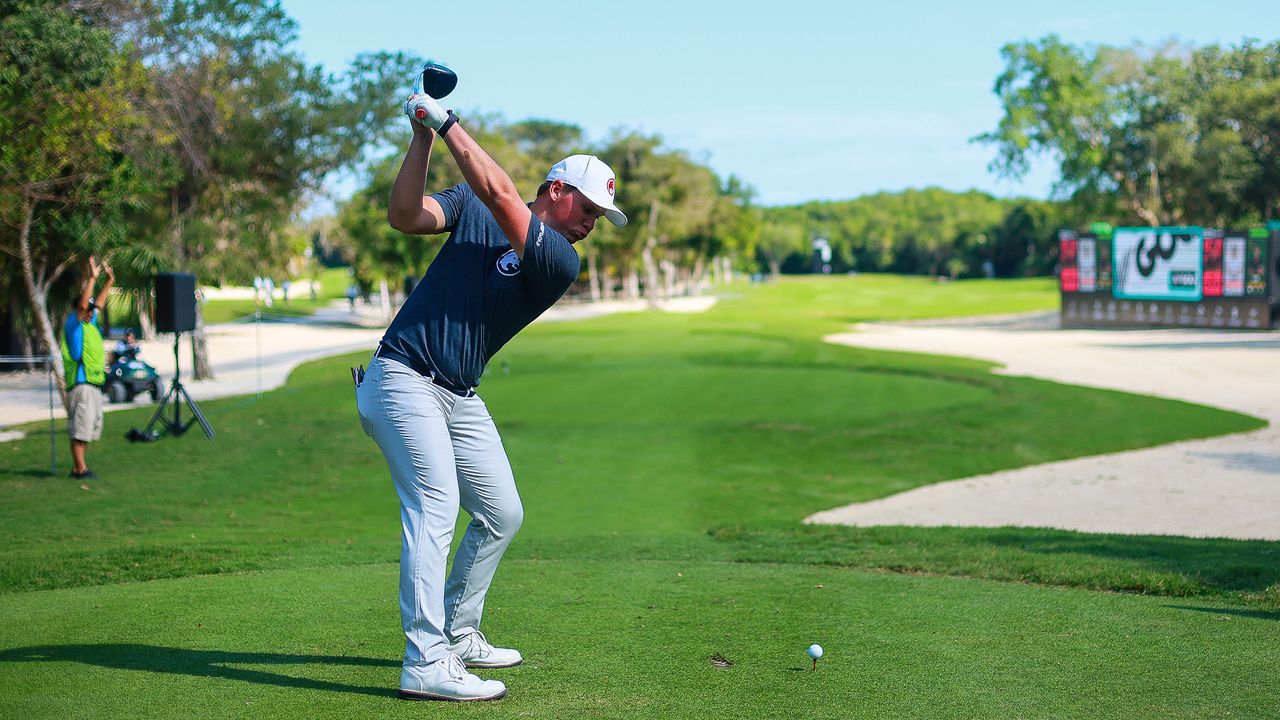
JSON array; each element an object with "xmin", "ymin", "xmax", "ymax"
[{"xmin": 496, "ymin": 249, "xmax": 521, "ymax": 276}]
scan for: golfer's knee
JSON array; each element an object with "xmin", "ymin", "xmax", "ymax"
[{"xmin": 490, "ymin": 501, "xmax": 523, "ymax": 540}]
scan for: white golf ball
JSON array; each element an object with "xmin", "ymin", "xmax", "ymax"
[{"xmin": 807, "ymin": 644, "xmax": 824, "ymax": 659}]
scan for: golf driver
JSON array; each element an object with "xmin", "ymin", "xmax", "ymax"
[{"xmin": 415, "ymin": 62, "xmax": 457, "ymax": 100}]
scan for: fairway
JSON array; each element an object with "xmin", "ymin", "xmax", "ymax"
[{"xmin": 2, "ymin": 276, "xmax": 1276, "ymax": 719}]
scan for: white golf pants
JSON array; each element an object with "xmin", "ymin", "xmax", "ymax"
[{"xmin": 356, "ymin": 356, "xmax": 523, "ymax": 667}]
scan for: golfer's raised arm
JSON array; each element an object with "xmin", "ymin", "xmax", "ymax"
[
  {"xmin": 388, "ymin": 123, "xmax": 448, "ymax": 235},
  {"xmin": 401, "ymin": 92, "xmax": 531, "ymax": 256},
  {"xmin": 436, "ymin": 123, "xmax": 531, "ymax": 257}
]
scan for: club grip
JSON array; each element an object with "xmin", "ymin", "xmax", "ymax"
[{"xmin": 415, "ymin": 107, "xmax": 427, "ymax": 119}]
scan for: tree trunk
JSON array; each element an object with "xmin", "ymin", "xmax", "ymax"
[
  {"xmin": 660, "ymin": 259, "xmax": 676, "ymax": 299},
  {"xmin": 379, "ymin": 278, "xmax": 392, "ymax": 319},
  {"xmin": 641, "ymin": 239, "xmax": 660, "ymax": 304},
  {"xmin": 1132, "ymin": 203, "xmax": 1160, "ymax": 227},
  {"xmin": 1121, "ymin": 175, "xmax": 1160, "ymax": 227},
  {"xmin": 191, "ymin": 292, "xmax": 214, "ymax": 380},
  {"xmin": 587, "ymin": 251, "xmax": 602, "ymax": 301},
  {"xmin": 603, "ymin": 262, "xmax": 618, "ymax": 299},
  {"xmin": 18, "ymin": 326, "xmax": 36, "ymax": 372},
  {"xmin": 137, "ymin": 290, "xmax": 155, "ymax": 340},
  {"xmin": 625, "ymin": 265, "xmax": 640, "ymax": 300},
  {"xmin": 691, "ymin": 256, "xmax": 707, "ymax": 294},
  {"xmin": 16, "ymin": 195, "xmax": 69, "ymax": 409},
  {"xmin": 605, "ymin": 265, "xmax": 617, "ymax": 299},
  {"xmin": 641, "ymin": 199, "xmax": 663, "ymax": 304}
]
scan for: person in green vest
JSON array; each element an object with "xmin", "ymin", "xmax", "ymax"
[{"xmin": 61, "ymin": 256, "xmax": 114, "ymax": 479}]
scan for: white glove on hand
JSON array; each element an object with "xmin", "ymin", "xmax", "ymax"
[{"xmin": 404, "ymin": 93, "xmax": 448, "ymax": 131}]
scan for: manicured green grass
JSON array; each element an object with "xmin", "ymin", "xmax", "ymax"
[
  {"xmin": 1, "ymin": 275, "xmax": 1274, "ymax": 718},
  {"xmin": 2, "ymin": 561, "xmax": 1276, "ymax": 719},
  {"xmin": 201, "ymin": 267, "xmax": 352, "ymax": 325},
  {"xmin": 200, "ymin": 298, "xmax": 317, "ymax": 324}
]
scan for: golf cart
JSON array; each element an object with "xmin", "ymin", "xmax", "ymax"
[{"xmin": 104, "ymin": 335, "xmax": 163, "ymax": 404}]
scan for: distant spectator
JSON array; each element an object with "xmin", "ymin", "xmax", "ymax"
[
  {"xmin": 60, "ymin": 256, "xmax": 113, "ymax": 479},
  {"xmin": 114, "ymin": 328, "xmax": 141, "ymax": 361},
  {"xmin": 282, "ymin": 279, "xmax": 292, "ymax": 303},
  {"xmin": 346, "ymin": 283, "xmax": 359, "ymax": 311}
]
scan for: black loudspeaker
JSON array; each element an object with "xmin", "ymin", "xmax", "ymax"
[
  {"xmin": 1271, "ymin": 232, "xmax": 1280, "ymax": 302},
  {"xmin": 0, "ymin": 304, "xmax": 21, "ymax": 357},
  {"xmin": 155, "ymin": 272, "xmax": 197, "ymax": 333},
  {"xmin": 1270, "ymin": 232, "xmax": 1280, "ymax": 327}
]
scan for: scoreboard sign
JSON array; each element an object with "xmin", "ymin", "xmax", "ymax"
[
  {"xmin": 1060, "ymin": 225, "xmax": 1278, "ymax": 329},
  {"xmin": 1112, "ymin": 227, "xmax": 1202, "ymax": 301}
]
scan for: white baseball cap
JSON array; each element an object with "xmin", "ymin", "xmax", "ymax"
[{"xmin": 545, "ymin": 155, "xmax": 627, "ymax": 227}]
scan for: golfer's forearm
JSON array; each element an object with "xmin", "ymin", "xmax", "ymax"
[{"xmin": 388, "ymin": 130, "xmax": 435, "ymax": 230}]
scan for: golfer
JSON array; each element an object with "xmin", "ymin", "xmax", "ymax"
[{"xmin": 356, "ymin": 83, "xmax": 626, "ymax": 702}]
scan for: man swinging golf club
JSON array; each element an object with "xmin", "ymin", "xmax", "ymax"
[{"xmin": 356, "ymin": 63, "xmax": 626, "ymax": 702}]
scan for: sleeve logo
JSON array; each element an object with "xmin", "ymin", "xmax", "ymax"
[{"xmin": 496, "ymin": 248, "xmax": 521, "ymax": 276}]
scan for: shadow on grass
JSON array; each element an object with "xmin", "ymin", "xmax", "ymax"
[
  {"xmin": 1164, "ymin": 605, "xmax": 1280, "ymax": 622},
  {"xmin": 706, "ymin": 525, "xmax": 1280, "ymax": 602},
  {"xmin": 0, "ymin": 469, "xmax": 60, "ymax": 479},
  {"xmin": 0, "ymin": 644, "xmax": 398, "ymax": 698},
  {"xmin": 978, "ymin": 529, "xmax": 1280, "ymax": 594}
]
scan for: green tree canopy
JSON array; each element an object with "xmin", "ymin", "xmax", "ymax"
[
  {"xmin": 978, "ymin": 35, "xmax": 1280, "ymax": 226},
  {"xmin": 0, "ymin": 0, "xmax": 156, "ymax": 393}
]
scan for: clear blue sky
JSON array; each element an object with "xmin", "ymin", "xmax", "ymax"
[{"xmin": 279, "ymin": 0, "xmax": 1275, "ymax": 207}]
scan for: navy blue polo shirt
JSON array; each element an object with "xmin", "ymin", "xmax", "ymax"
[{"xmin": 379, "ymin": 183, "xmax": 581, "ymax": 393}]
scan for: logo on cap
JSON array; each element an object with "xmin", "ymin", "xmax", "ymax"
[{"xmin": 606, "ymin": 178, "xmax": 615, "ymax": 196}]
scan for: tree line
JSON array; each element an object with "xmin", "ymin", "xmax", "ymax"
[
  {"xmin": 4, "ymin": 2, "xmax": 1276, "ymax": 402},
  {"xmin": 2, "ymin": 0, "xmax": 420, "ymax": 386},
  {"xmin": 979, "ymin": 35, "xmax": 1280, "ymax": 228},
  {"xmin": 337, "ymin": 36, "xmax": 1279, "ymax": 288},
  {"xmin": 336, "ymin": 119, "xmax": 759, "ymax": 303},
  {"xmin": 339, "ymin": 123, "xmax": 1074, "ymax": 286}
]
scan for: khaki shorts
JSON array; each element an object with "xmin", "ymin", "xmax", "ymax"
[{"xmin": 68, "ymin": 383, "xmax": 105, "ymax": 442}]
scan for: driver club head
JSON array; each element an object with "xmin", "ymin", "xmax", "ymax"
[{"xmin": 414, "ymin": 62, "xmax": 457, "ymax": 100}]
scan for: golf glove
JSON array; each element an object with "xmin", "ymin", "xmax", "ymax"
[{"xmin": 404, "ymin": 93, "xmax": 449, "ymax": 131}]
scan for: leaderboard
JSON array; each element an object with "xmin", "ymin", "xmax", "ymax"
[{"xmin": 1059, "ymin": 225, "xmax": 1278, "ymax": 329}]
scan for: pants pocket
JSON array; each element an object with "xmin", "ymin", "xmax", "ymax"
[{"xmin": 355, "ymin": 380, "xmax": 375, "ymax": 438}]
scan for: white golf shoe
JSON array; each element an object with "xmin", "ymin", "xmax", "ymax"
[
  {"xmin": 398, "ymin": 654, "xmax": 507, "ymax": 701},
  {"xmin": 446, "ymin": 631, "xmax": 524, "ymax": 668}
]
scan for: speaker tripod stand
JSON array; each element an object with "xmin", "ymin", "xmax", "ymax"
[{"xmin": 129, "ymin": 333, "xmax": 215, "ymax": 442}]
